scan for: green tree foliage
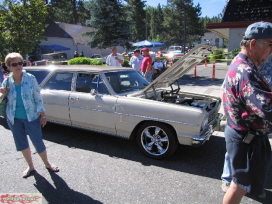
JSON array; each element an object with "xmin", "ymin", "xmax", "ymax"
[
  {"xmin": 84, "ymin": 0, "xmax": 130, "ymax": 49},
  {"xmin": 0, "ymin": 0, "xmax": 48, "ymax": 57},
  {"xmin": 48, "ymin": 0, "xmax": 90, "ymax": 25},
  {"xmin": 200, "ymin": 15, "xmax": 221, "ymax": 31},
  {"xmin": 124, "ymin": 0, "xmax": 146, "ymax": 42},
  {"xmin": 147, "ymin": 4, "xmax": 164, "ymax": 42},
  {"xmin": 161, "ymin": 0, "xmax": 204, "ymax": 47}
]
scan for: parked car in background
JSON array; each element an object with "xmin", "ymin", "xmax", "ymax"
[
  {"xmin": 168, "ymin": 45, "xmax": 183, "ymax": 52},
  {"xmin": 90, "ymin": 54, "xmax": 106, "ymax": 64},
  {"xmin": 34, "ymin": 52, "xmax": 67, "ymax": 65},
  {"xmin": 90, "ymin": 54, "xmax": 103, "ymax": 58},
  {"xmin": 156, "ymin": 50, "xmax": 169, "ymax": 57},
  {"xmin": 28, "ymin": 54, "xmax": 42, "ymax": 64},
  {"xmin": 124, "ymin": 52, "xmax": 134, "ymax": 58},
  {"xmin": 166, "ymin": 45, "xmax": 184, "ymax": 58},
  {"xmin": 24, "ymin": 45, "xmax": 222, "ymax": 159}
]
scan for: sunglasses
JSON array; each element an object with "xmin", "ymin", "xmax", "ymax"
[{"xmin": 10, "ymin": 62, "xmax": 23, "ymax": 67}]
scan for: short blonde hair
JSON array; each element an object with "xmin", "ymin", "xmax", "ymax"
[{"xmin": 5, "ymin": 52, "xmax": 23, "ymax": 66}]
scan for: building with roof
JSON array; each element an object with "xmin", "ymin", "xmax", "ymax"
[
  {"xmin": 37, "ymin": 18, "xmax": 123, "ymax": 59},
  {"xmin": 206, "ymin": 0, "xmax": 272, "ymax": 52},
  {"xmin": 193, "ymin": 32, "xmax": 225, "ymax": 48}
]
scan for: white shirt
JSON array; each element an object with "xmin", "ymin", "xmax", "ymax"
[
  {"xmin": 153, "ymin": 61, "xmax": 163, "ymax": 70},
  {"xmin": 106, "ymin": 53, "xmax": 124, "ymax": 67},
  {"xmin": 129, "ymin": 55, "xmax": 144, "ymax": 71}
]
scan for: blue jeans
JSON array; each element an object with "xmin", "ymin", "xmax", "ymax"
[
  {"xmin": 221, "ymin": 152, "xmax": 232, "ymax": 184},
  {"xmin": 7, "ymin": 117, "xmax": 46, "ymax": 153},
  {"xmin": 141, "ymin": 71, "xmax": 152, "ymax": 83},
  {"xmin": 224, "ymin": 124, "xmax": 271, "ymax": 195}
]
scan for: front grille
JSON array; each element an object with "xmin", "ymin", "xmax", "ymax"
[{"xmin": 208, "ymin": 112, "xmax": 217, "ymax": 124}]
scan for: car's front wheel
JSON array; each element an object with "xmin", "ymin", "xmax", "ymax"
[{"xmin": 136, "ymin": 122, "xmax": 178, "ymax": 159}]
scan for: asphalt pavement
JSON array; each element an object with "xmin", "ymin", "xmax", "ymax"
[{"xmin": 178, "ymin": 61, "xmax": 226, "ymax": 130}]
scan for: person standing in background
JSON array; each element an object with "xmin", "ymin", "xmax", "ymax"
[
  {"xmin": 74, "ymin": 51, "xmax": 79, "ymax": 58},
  {"xmin": 106, "ymin": 46, "xmax": 124, "ymax": 67},
  {"xmin": 129, "ymin": 49, "xmax": 143, "ymax": 73},
  {"xmin": 140, "ymin": 47, "xmax": 153, "ymax": 82}
]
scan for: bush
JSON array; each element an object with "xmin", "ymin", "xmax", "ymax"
[
  {"xmin": 207, "ymin": 49, "xmax": 225, "ymax": 62},
  {"xmin": 230, "ymin": 48, "xmax": 241, "ymax": 59},
  {"xmin": 122, "ymin": 58, "xmax": 130, "ymax": 67},
  {"xmin": 68, "ymin": 57, "xmax": 103, "ymax": 65}
]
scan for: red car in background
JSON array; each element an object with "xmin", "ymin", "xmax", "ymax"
[{"xmin": 156, "ymin": 50, "xmax": 169, "ymax": 57}]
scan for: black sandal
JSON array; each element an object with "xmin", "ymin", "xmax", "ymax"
[
  {"xmin": 46, "ymin": 166, "xmax": 59, "ymax": 172},
  {"xmin": 22, "ymin": 169, "xmax": 35, "ymax": 178}
]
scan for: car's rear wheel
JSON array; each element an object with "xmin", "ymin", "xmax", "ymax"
[{"xmin": 136, "ymin": 122, "xmax": 178, "ymax": 159}]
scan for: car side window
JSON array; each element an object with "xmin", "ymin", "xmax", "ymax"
[
  {"xmin": 43, "ymin": 72, "xmax": 73, "ymax": 91},
  {"xmin": 76, "ymin": 73, "xmax": 109, "ymax": 95}
]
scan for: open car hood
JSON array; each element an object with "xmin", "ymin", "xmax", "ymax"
[{"xmin": 130, "ymin": 44, "xmax": 216, "ymax": 97}]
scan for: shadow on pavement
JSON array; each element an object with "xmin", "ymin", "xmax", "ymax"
[
  {"xmin": 178, "ymin": 74, "xmax": 224, "ymax": 87},
  {"xmin": 0, "ymin": 117, "xmax": 9, "ymax": 129},
  {"xmin": 33, "ymin": 171, "xmax": 102, "ymax": 204},
  {"xmin": 41, "ymin": 123, "xmax": 272, "ymax": 204}
]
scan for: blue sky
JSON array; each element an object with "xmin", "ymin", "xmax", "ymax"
[{"xmin": 145, "ymin": 0, "xmax": 227, "ymax": 18}]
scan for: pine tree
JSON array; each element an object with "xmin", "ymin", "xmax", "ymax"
[
  {"xmin": 147, "ymin": 4, "xmax": 165, "ymax": 41},
  {"xmin": 161, "ymin": 0, "xmax": 204, "ymax": 47},
  {"xmin": 124, "ymin": 0, "xmax": 146, "ymax": 42},
  {"xmin": 48, "ymin": 0, "xmax": 90, "ymax": 25},
  {"xmin": 84, "ymin": 0, "xmax": 130, "ymax": 49}
]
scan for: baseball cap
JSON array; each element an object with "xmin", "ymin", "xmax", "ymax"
[
  {"xmin": 133, "ymin": 49, "xmax": 140, "ymax": 53},
  {"xmin": 243, "ymin": 21, "xmax": 272, "ymax": 40},
  {"xmin": 141, "ymin": 47, "xmax": 149, "ymax": 52}
]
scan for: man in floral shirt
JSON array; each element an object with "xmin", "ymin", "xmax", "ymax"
[{"xmin": 223, "ymin": 21, "xmax": 272, "ymax": 204}]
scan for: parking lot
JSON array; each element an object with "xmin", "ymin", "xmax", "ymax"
[
  {"xmin": 1, "ymin": 119, "xmax": 272, "ymax": 204},
  {"xmin": 0, "ymin": 63, "xmax": 271, "ymax": 204}
]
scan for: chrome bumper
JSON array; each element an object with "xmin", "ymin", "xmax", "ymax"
[{"xmin": 192, "ymin": 113, "xmax": 224, "ymax": 147}]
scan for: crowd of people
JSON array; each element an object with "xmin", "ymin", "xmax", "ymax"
[
  {"xmin": 106, "ymin": 46, "xmax": 166, "ymax": 82},
  {"xmin": 74, "ymin": 51, "xmax": 84, "ymax": 58}
]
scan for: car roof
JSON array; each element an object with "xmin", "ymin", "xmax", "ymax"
[{"xmin": 24, "ymin": 65, "xmax": 133, "ymax": 72}]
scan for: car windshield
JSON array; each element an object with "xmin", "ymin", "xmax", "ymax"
[
  {"xmin": 26, "ymin": 70, "xmax": 51, "ymax": 84},
  {"xmin": 104, "ymin": 71, "xmax": 149, "ymax": 94}
]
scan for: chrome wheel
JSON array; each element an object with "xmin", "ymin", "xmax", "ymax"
[{"xmin": 137, "ymin": 122, "xmax": 178, "ymax": 159}]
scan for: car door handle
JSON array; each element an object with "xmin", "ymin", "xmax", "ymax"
[{"xmin": 70, "ymin": 97, "xmax": 79, "ymax": 100}]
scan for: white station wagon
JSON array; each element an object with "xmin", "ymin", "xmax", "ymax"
[{"xmin": 25, "ymin": 45, "xmax": 223, "ymax": 159}]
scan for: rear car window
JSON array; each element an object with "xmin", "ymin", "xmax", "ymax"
[
  {"xmin": 43, "ymin": 72, "xmax": 73, "ymax": 91},
  {"xmin": 26, "ymin": 70, "xmax": 51, "ymax": 84}
]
